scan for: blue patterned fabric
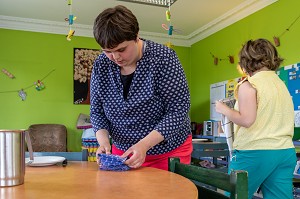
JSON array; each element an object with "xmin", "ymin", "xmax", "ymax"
[
  {"xmin": 90, "ymin": 38, "xmax": 191, "ymax": 155},
  {"xmin": 98, "ymin": 154, "xmax": 130, "ymax": 171}
]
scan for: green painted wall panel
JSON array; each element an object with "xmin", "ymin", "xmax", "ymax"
[{"xmin": 0, "ymin": 30, "xmax": 99, "ymax": 151}]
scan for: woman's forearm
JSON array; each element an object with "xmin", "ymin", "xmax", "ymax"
[{"xmin": 96, "ymin": 129, "xmax": 110, "ymax": 145}]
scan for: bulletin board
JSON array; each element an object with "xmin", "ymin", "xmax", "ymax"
[{"xmin": 277, "ymin": 62, "xmax": 300, "ymax": 127}]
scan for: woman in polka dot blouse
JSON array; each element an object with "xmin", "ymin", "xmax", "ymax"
[{"xmin": 90, "ymin": 5, "xmax": 192, "ymax": 171}]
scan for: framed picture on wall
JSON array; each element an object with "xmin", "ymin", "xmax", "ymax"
[{"xmin": 73, "ymin": 48, "xmax": 101, "ymax": 104}]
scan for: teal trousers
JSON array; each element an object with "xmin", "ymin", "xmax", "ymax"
[{"xmin": 229, "ymin": 148, "xmax": 296, "ymax": 199}]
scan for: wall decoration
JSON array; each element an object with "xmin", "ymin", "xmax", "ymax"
[
  {"xmin": 210, "ymin": 52, "xmax": 218, "ymax": 65},
  {"xmin": 18, "ymin": 89, "xmax": 26, "ymax": 101},
  {"xmin": 0, "ymin": 69, "xmax": 55, "ymax": 101},
  {"xmin": 117, "ymin": 0, "xmax": 177, "ymax": 7},
  {"xmin": 34, "ymin": 80, "xmax": 45, "ymax": 91},
  {"xmin": 65, "ymin": 0, "xmax": 76, "ymax": 41},
  {"xmin": 162, "ymin": 1, "xmax": 182, "ymax": 48},
  {"xmin": 210, "ymin": 52, "xmax": 234, "ymax": 65},
  {"xmin": 2, "ymin": 68, "xmax": 15, "ymax": 79},
  {"xmin": 273, "ymin": 13, "xmax": 300, "ymax": 47},
  {"xmin": 277, "ymin": 63, "xmax": 300, "ymax": 127},
  {"xmin": 73, "ymin": 48, "xmax": 101, "ymax": 104},
  {"xmin": 220, "ymin": 55, "xmax": 235, "ymax": 64},
  {"xmin": 277, "ymin": 63, "xmax": 300, "ymax": 108}
]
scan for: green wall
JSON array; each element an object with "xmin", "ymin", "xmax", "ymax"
[
  {"xmin": 190, "ymin": 0, "xmax": 300, "ymax": 122},
  {"xmin": 0, "ymin": 29, "xmax": 190, "ymax": 151}
]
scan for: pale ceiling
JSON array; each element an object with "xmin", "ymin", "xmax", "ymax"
[{"xmin": 0, "ymin": 0, "xmax": 277, "ymax": 46}]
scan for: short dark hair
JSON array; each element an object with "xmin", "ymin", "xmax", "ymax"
[
  {"xmin": 93, "ymin": 5, "xmax": 139, "ymax": 49},
  {"xmin": 239, "ymin": 38, "xmax": 283, "ymax": 74}
]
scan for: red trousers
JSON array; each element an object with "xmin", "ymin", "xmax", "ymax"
[{"xmin": 112, "ymin": 135, "xmax": 192, "ymax": 171}]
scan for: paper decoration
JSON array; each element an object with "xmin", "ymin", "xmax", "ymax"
[
  {"xmin": 0, "ymin": 69, "xmax": 55, "ymax": 101},
  {"xmin": 18, "ymin": 89, "xmax": 26, "ymax": 101},
  {"xmin": 210, "ymin": 53, "xmax": 234, "ymax": 65},
  {"xmin": 34, "ymin": 80, "xmax": 45, "ymax": 91},
  {"xmin": 162, "ymin": 2, "xmax": 182, "ymax": 48},
  {"xmin": 2, "ymin": 68, "xmax": 15, "ymax": 79},
  {"xmin": 273, "ymin": 13, "xmax": 300, "ymax": 47},
  {"xmin": 65, "ymin": 0, "xmax": 76, "ymax": 41}
]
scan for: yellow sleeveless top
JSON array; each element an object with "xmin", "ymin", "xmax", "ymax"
[{"xmin": 233, "ymin": 71, "xmax": 294, "ymax": 150}]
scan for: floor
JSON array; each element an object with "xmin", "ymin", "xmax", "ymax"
[{"xmin": 252, "ymin": 187, "xmax": 300, "ymax": 199}]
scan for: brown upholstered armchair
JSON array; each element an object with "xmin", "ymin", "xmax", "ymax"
[{"xmin": 28, "ymin": 124, "xmax": 67, "ymax": 152}]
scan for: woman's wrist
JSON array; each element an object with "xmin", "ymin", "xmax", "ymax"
[
  {"xmin": 139, "ymin": 130, "xmax": 164, "ymax": 151},
  {"xmin": 96, "ymin": 129, "xmax": 110, "ymax": 145}
]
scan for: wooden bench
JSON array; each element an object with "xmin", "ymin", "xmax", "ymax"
[{"xmin": 168, "ymin": 157, "xmax": 248, "ymax": 199}]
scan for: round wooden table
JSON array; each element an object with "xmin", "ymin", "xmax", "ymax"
[{"xmin": 0, "ymin": 161, "xmax": 198, "ymax": 199}]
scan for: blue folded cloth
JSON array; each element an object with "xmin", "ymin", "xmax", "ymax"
[{"xmin": 98, "ymin": 154, "xmax": 130, "ymax": 171}]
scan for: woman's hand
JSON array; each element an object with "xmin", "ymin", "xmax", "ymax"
[
  {"xmin": 121, "ymin": 130, "xmax": 164, "ymax": 169},
  {"xmin": 95, "ymin": 129, "xmax": 111, "ymax": 164},
  {"xmin": 121, "ymin": 141, "xmax": 148, "ymax": 169},
  {"xmin": 96, "ymin": 143, "xmax": 111, "ymax": 164},
  {"xmin": 121, "ymin": 130, "xmax": 164, "ymax": 168}
]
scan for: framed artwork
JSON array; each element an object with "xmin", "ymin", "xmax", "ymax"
[{"xmin": 73, "ymin": 48, "xmax": 101, "ymax": 104}]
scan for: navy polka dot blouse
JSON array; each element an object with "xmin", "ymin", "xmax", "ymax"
[{"xmin": 90, "ymin": 39, "xmax": 191, "ymax": 155}]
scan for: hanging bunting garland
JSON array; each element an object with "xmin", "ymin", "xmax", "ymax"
[
  {"xmin": 0, "ymin": 69, "xmax": 55, "ymax": 101},
  {"xmin": 219, "ymin": 56, "xmax": 234, "ymax": 64},
  {"xmin": 210, "ymin": 52, "xmax": 234, "ymax": 66},
  {"xmin": 273, "ymin": 13, "xmax": 300, "ymax": 47}
]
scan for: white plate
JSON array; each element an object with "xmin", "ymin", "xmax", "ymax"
[
  {"xmin": 192, "ymin": 138, "xmax": 208, "ymax": 142},
  {"xmin": 25, "ymin": 156, "xmax": 66, "ymax": 167}
]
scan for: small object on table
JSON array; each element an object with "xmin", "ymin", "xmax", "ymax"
[
  {"xmin": 61, "ymin": 159, "xmax": 68, "ymax": 167},
  {"xmin": 98, "ymin": 154, "xmax": 130, "ymax": 171}
]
